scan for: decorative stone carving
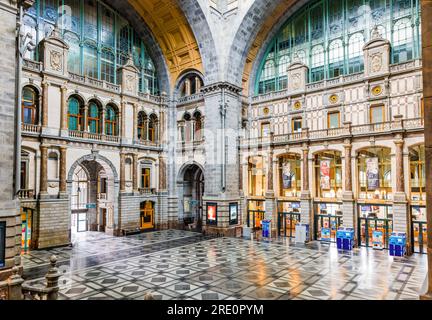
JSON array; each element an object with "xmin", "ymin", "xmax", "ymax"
[
  {"xmin": 118, "ymin": 55, "xmax": 139, "ymax": 96},
  {"xmin": 39, "ymin": 26, "xmax": 69, "ymax": 76},
  {"xmin": 50, "ymin": 50, "xmax": 62, "ymax": 72},
  {"xmin": 287, "ymin": 62, "xmax": 308, "ymax": 93},
  {"xmin": 363, "ymin": 31, "xmax": 390, "ymax": 77}
]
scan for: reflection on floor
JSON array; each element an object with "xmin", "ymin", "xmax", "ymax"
[{"xmin": 22, "ymin": 230, "xmax": 427, "ymax": 300}]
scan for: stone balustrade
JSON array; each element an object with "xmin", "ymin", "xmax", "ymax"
[
  {"xmin": 18, "ymin": 189, "xmax": 35, "ymax": 200},
  {"xmin": 22, "ymin": 123, "xmax": 41, "ymax": 134},
  {"xmin": 0, "ymin": 256, "xmax": 60, "ymax": 301},
  {"xmin": 241, "ymin": 117, "xmax": 424, "ymax": 148}
]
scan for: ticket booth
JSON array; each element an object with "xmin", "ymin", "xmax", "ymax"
[
  {"xmin": 277, "ymin": 200, "xmax": 301, "ymax": 238},
  {"xmin": 358, "ymin": 204, "xmax": 393, "ymax": 249}
]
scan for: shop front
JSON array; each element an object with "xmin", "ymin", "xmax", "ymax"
[
  {"xmin": 357, "ymin": 147, "xmax": 393, "ymax": 249},
  {"xmin": 140, "ymin": 201, "xmax": 155, "ymax": 230},
  {"xmin": 277, "ymin": 154, "xmax": 301, "ymax": 238},
  {"xmin": 277, "ymin": 200, "xmax": 301, "ymax": 238},
  {"xmin": 313, "ymin": 151, "xmax": 343, "ymax": 242},
  {"xmin": 247, "ymin": 199, "xmax": 265, "ymax": 229},
  {"xmin": 409, "ymin": 145, "xmax": 427, "ymax": 254}
]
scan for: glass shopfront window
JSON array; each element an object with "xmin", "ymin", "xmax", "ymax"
[
  {"xmin": 411, "ymin": 206, "xmax": 427, "ymax": 254},
  {"xmin": 359, "ymin": 204, "xmax": 393, "ymax": 249},
  {"xmin": 248, "ymin": 156, "xmax": 266, "ymax": 197},
  {"xmin": 314, "ymin": 151, "xmax": 342, "ymax": 199},
  {"xmin": 409, "ymin": 145, "xmax": 426, "ymax": 202},
  {"xmin": 279, "ymin": 154, "xmax": 301, "ymax": 198},
  {"xmin": 315, "ymin": 202, "xmax": 343, "ymax": 242},
  {"xmin": 357, "ymin": 147, "xmax": 392, "ymax": 201},
  {"xmin": 277, "ymin": 200, "xmax": 301, "ymax": 238},
  {"xmin": 247, "ymin": 200, "xmax": 265, "ymax": 229}
]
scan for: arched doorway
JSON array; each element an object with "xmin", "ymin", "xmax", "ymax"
[
  {"xmin": 178, "ymin": 163, "xmax": 204, "ymax": 232},
  {"xmin": 68, "ymin": 154, "xmax": 119, "ymax": 242}
]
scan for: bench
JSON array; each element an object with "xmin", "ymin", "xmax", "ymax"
[{"xmin": 122, "ymin": 228, "xmax": 141, "ymax": 236}]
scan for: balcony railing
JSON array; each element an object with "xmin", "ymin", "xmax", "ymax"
[
  {"xmin": 241, "ymin": 118, "xmax": 424, "ymax": 147},
  {"xmin": 139, "ymin": 188, "xmax": 156, "ymax": 195},
  {"xmin": 68, "ymin": 131, "xmax": 120, "ymax": 143},
  {"xmin": 18, "ymin": 189, "xmax": 35, "ymax": 200},
  {"xmin": 177, "ymin": 93, "xmax": 204, "ymax": 105},
  {"xmin": 68, "ymin": 73, "xmax": 120, "ymax": 93},
  {"xmin": 22, "ymin": 123, "xmax": 41, "ymax": 134}
]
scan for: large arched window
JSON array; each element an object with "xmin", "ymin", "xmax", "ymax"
[
  {"xmin": 409, "ymin": 145, "xmax": 426, "ymax": 202},
  {"xmin": 148, "ymin": 114, "xmax": 158, "ymax": 143},
  {"xmin": 22, "ymin": 87, "xmax": 38, "ymax": 125},
  {"xmin": 68, "ymin": 97, "xmax": 84, "ymax": 131},
  {"xmin": 87, "ymin": 101, "xmax": 101, "ymax": 134},
  {"xmin": 279, "ymin": 154, "xmax": 301, "ymax": 198},
  {"xmin": 357, "ymin": 147, "xmax": 392, "ymax": 201},
  {"xmin": 137, "ymin": 111, "xmax": 147, "ymax": 140},
  {"xmin": 393, "ymin": 18, "xmax": 413, "ymax": 63},
  {"xmin": 23, "ymin": 0, "xmax": 160, "ymax": 94},
  {"xmin": 248, "ymin": 156, "xmax": 266, "ymax": 197},
  {"xmin": 348, "ymin": 33, "xmax": 365, "ymax": 74},
  {"xmin": 311, "ymin": 45, "xmax": 325, "ymax": 82},
  {"xmin": 328, "ymin": 39, "xmax": 344, "ymax": 78},
  {"xmin": 105, "ymin": 105, "xmax": 118, "ymax": 136},
  {"xmin": 314, "ymin": 151, "xmax": 342, "ymax": 199},
  {"xmin": 254, "ymin": 0, "xmax": 421, "ymax": 95},
  {"xmin": 278, "ymin": 55, "xmax": 290, "ymax": 89}
]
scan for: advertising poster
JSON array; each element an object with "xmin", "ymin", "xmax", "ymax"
[
  {"xmin": 282, "ymin": 161, "xmax": 292, "ymax": 189},
  {"xmin": 366, "ymin": 157, "xmax": 380, "ymax": 189},
  {"xmin": 321, "ymin": 227, "xmax": 332, "ymax": 242},
  {"xmin": 229, "ymin": 203, "xmax": 238, "ymax": 225},
  {"xmin": 320, "ymin": 160, "xmax": 331, "ymax": 190},
  {"xmin": 372, "ymin": 230, "xmax": 384, "ymax": 250},
  {"xmin": 207, "ymin": 203, "xmax": 217, "ymax": 225}
]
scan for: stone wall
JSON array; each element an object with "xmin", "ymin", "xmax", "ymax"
[
  {"xmin": 0, "ymin": 0, "xmax": 20, "ymax": 280},
  {"xmin": 36, "ymin": 199, "xmax": 70, "ymax": 249}
]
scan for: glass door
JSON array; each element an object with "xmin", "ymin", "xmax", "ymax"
[
  {"xmin": 277, "ymin": 201, "xmax": 301, "ymax": 238},
  {"xmin": 247, "ymin": 200, "xmax": 265, "ymax": 229},
  {"xmin": 140, "ymin": 201, "xmax": 155, "ymax": 230},
  {"xmin": 314, "ymin": 202, "xmax": 343, "ymax": 242},
  {"xmin": 77, "ymin": 213, "xmax": 88, "ymax": 232},
  {"xmin": 411, "ymin": 206, "xmax": 427, "ymax": 254},
  {"xmin": 358, "ymin": 204, "xmax": 393, "ymax": 249}
]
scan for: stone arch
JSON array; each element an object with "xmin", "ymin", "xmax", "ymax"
[
  {"xmin": 177, "ymin": 161, "xmax": 205, "ymax": 183},
  {"xmin": 67, "ymin": 152, "xmax": 119, "ymax": 183}
]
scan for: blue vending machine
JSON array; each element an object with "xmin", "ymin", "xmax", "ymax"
[
  {"xmin": 262, "ymin": 220, "xmax": 271, "ymax": 239},
  {"xmin": 389, "ymin": 232, "xmax": 407, "ymax": 257},
  {"xmin": 336, "ymin": 227, "xmax": 355, "ymax": 251}
]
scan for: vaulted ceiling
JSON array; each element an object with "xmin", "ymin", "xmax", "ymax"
[{"xmin": 128, "ymin": 0, "xmax": 203, "ymax": 86}]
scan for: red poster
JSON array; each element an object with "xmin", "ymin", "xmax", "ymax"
[{"xmin": 207, "ymin": 205, "xmax": 217, "ymax": 222}]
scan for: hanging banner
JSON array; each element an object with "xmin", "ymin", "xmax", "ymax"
[
  {"xmin": 366, "ymin": 157, "xmax": 380, "ymax": 189},
  {"xmin": 320, "ymin": 160, "xmax": 331, "ymax": 190},
  {"xmin": 282, "ymin": 161, "xmax": 292, "ymax": 189}
]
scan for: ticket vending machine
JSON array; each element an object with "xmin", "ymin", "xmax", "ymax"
[
  {"xmin": 262, "ymin": 220, "xmax": 271, "ymax": 239},
  {"xmin": 389, "ymin": 232, "xmax": 407, "ymax": 257},
  {"xmin": 372, "ymin": 230, "xmax": 384, "ymax": 250},
  {"xmin": 336, "ymin": 227, "xmax": 355, "ymax": 250},
  {"xmin": 321, "ymin": 228, "xmax": 332, "ymax": 242}
]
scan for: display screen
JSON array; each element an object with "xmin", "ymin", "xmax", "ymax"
[
  {"xmin": 229, "ymin": 203, "xmax": 238, "ymax": 225},
  {"xmin": 207, "ymin": 203, "xmax": 217, "ymax": 225},
  {"xmin": 0, "ymin": 222, "xmax": 5, "ymax": 268}
]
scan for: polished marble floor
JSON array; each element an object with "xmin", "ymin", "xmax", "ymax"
[{"xmin": 22, "ymin": 230, "xmax": 427, "ymax": 300}]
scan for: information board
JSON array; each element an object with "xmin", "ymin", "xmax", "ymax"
[{"xmin": 0, "ymin": 222, "xmax": 5, "ymax": 268}]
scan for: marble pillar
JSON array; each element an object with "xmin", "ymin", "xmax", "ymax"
[
  {"xmin": 300, "ymin": 145, "xmax": 313, "ymax": 240},
  {"xmin": 39, "ymin": 145, "xmax": 48, "ymax": 196},
  {"xmin": 120, "ymin": 152, "xmax": 126, "ymax": 192},
  {"xmin": 60, "ymin": 86, "xmax": 68, "ymax": 134},
  {"xmin": 132, "ymin": 154, "xmax": 138, "ymax": 193},
  {"xmin": 342, "ymin": 142, "xmax": 356, "ymax": 234},
  {"xmin": 59, "ymin": 146, "xmax": 67, "ymax": 196},
  {"xmin": 41, "ymin": 81, "xmax": 49, "ymax": 127}
]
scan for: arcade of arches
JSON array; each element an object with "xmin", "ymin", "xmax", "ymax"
[{"xmin": 0, "ymin": 0, "xmax": 431, "ymax": 300}]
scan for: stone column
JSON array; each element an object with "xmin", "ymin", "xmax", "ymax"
[
  {"xmin": 159, "ymin": 111, "xmax": 165, "ymax": 144},
  {"xmin": 133, "ymin": 103, "xmax": 138, "ymax": 142},
  {"xmin": 40, "ymin": 145, "xmax": 48, "ymax": 196},
  {"xmin": 59, "ymin": 146, "xmax": 67, "ymax": 196},
  {"xmin": 120, "ymin": 152, "xmax": 126, "ymax": 192},
  {"xmin": 83, "ymin": 103, "xmax": 89, "ymax": 133},
  {"xmin": 159, "ymin": 156, "xmax": 167, "ymax": 191},
  {"xmin": 121, "ymin": 102, "xmax": 126, "ymax": 138},
  {"xmin": 60, "ymin": 86, "xmax": 68, "ymax": 133},
  {"xmin": 132, "ymin": 153, "xmax": 138, "ymax": 193},
  {"xmin": 300, "ymin": 145, "xmax": 313, "ymax": 241},
  {"xmin": 41, "ymin": 80, "xmax": 49, "ymax": 127},
  {"xmin": 265, "ymin": 134, "xmax": 276, "ymax": 235},
  {"xmin": 421, "ymin": 0, "xmax": 432, "ymax": 299},
  {"xmin": 393, "ymin": 137, "xmax": 410, "ymax": 252},
  {"xmin": 342, "ymin": 142, "xmax": 356, "ymax": 241},
  {"xmin": 101, "ymin": 108, "xmax": 106, "ymax": 135}
]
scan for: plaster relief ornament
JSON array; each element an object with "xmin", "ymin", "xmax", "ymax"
[
  {"xmin": 292, "ymin": 73, "xmax": 301, "ymax": 90},
  {"xmin": 371, "ymin": 53, "xmax": 383, "ymax": 73},
  {"xmin": 126, "ymin": 75, "xmax": 135, "ymax": 92},
  {"xmin": 372, "ymin": 85, "xmax": 383, "ymax": 96},
  {"xmin": 50, "ymin": 50, "xmax": 62, "ymax": 72}
]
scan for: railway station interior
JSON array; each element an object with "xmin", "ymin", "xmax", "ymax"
[{"xmin": 0, "ymin": 0, "xmax": 432, "ymax": 301}]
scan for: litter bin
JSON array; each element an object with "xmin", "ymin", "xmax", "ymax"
[
  {"xmin": 336, "ymin": 227, "xmax": 345, "ymax": 250},
  {"xmin": 389, "ymin": 232, "xmax": 407, "ymax": 257},
  {"xmin": 262, "ymin": 220, "xmax": 271, "ymax": 238}
]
